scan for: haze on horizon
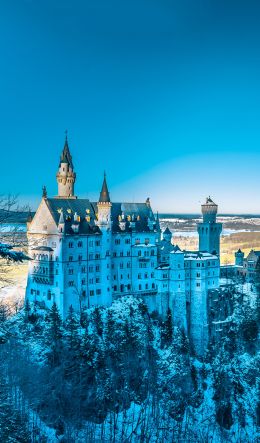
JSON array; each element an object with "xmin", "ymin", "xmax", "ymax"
[{"xmin": 1, "ymin": 0, "xmax": 260, "ymax": 213}]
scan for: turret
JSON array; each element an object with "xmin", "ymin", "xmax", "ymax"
[
  {"xmin": 96, "ymin": 172, "xmax": 112, "ymax": 227},
  {"xmin": 197, "ymin": 196, "xmax": 222, "ymax": 256},
  {"xmin": 163, "ymin": 226, "xmax": 172, "ymax": 243},
  {"xmin": 56, "ymin": 133, "xmax": 76, "ymax": 199},
  {"xmin": 201, "ymin": 196, "xmax": 218, "ymax": 223},
  {"xmin": 235, "ymin": 248, "xmax": 244, "ymax": 267}
]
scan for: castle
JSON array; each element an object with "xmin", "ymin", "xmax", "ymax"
[{"xmin": 25, "ymin": 137, "xmax": 222, "ymax": 355}]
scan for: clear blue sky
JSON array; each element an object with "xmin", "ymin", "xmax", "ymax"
[{"xmin": 1, "ymin": 0, "xmax": 260, "ymax": 213}]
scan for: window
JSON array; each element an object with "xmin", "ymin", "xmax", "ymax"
[
  {"xmin": 95, "ymin": 253, "xmax": 100, "ymax": 259},
  {"xmin": 120, "ymin": 263, "xmax": 123, "ymax": 269},
  {"xmin": 196, "ymin": 282, "xmax": 200, "ymax": 287},
  {"xmin": 69, "ymin": 256, "xmax": 73, "ymax": 262},
  {"xmin": 78, "ymin": 255, "xmax": 82, "ymax": 261},
  {"xmin": 89, "ymin": 253, "xmax": 93, "ymax": 260},
  {"xmin": 139, "ymin": 284, "xmax": 142, "ymax": 290},
  {"xmin": 135, "ymin": 238, "xmax": 140, "ymax": 245},
  {"xmin": 138, "ymin": 273, "xmax": 141, "ymax": 279},
  {"xmin": 151, "ymin": 272, "xmax": 154, "ymax": 278},
  {"xmin": 69, "ymin": 268, "xmax": 73, "ymax": 275},
  {"xmin": 114, "ymin": 285, "xmax": 117, "ymax": 291},
  {"xmin": 68, "ymin": 242, "xmax": 73, "ymax": 248},
  {"xmin": 120, "ymin": 251, "xmax": 123, "ymax": 257},
  {"xmin": 196, "ymin": 273, "xmax": 200, "ymax": 278},
  {"xmin": 138, "ymin": 251, "xmax": 142, "ymax": 257},
  {"xmin": 145, "ymin": 283, "xmax": 148, "ymax": 290},
  {"xmin": 113, "ymin": 252, "xmax": 117, "ymax": 258},
  {"xmin": 113, "ymin": 275, "xmax": 116, "ymax": 280},
  {"xmin": 152, "ymin": 283, "xmax": 155, "ymax": 289},
  {"xmin": 151, "ymin": 250, "xmax": 154, "ymax": 256},
  {"xmin": 82, "ymin": 279, "xmax": 86, "ymax": 285},
  {"xmin": 127, "ymin": 251, "xmax": 131, "ymax": 257},
  {"xmin": 89, "ymin": 240, "xmax": 94, "ymax": 247},
  {"xmin": 78, "ymin": 241, "xmax": 83, "ymax": 247},
  {"xmin": 95, "ymin": 240, "xmax": 100, "ymax": 246},
  {"xmin": 125, "ymin": 238, "xmax": 130, "ymax": 244},
  {"xmin": 144, "ymin": 273, "xmax": 148, "ymax": 278},
  {"xmin": 115, "ymin": 239, "xmax": 120, "ymax": 245},
  {"xmin": 96, "ymin": 289, "xmax": 101, "ymax": 295},
  {"xmin": 82, "ymin": 266, "xmax": 86, "ymax": 273},
  {"xmin": 96, "ymin": 277, "xmax": 100, "ymax": 283},
  {"xmin": 89, "ymin": 278, "xmax": 94, "ymax": 284},
  {"xmin": 145, "ymin": 238, "xmax": 149, "ymax": 245},
  {"xmin": 90, "ymin": 290, "xmax": 94, "ymax": 296},
  {"xmin": 96, "ymin": 265, "xmax": 100, "ymax": 272},
  {"xmin": 47, "ymin": 290, "xmax": 51, "ymax": 300},
  {"xmin": 68, "ymin": 281, "xmax": 74, "ymax": 286},
  {"xmin": 127, "ymin": 262, "xmax": 131, "ymax": 268},
  {"xmin": 89, "ymin": 266, "xmax": 93, "ymax": 272}
]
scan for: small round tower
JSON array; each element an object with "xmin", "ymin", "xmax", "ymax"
[
  {"xmin": 235, "ymin": 248, "xmax": 244, "ymax": 267},
  {"xmin": 197, "ymin": 196, "xmax": 222, "ymax": 256},
  {"xmin": 163, "ymin": 226, "xmax": 172, "ymax": 243},
  {"xmin": 201, "ymin": 196, "xmax": 218, "ymax": 223},
  {"xmin": 56, "ymin": 133, "xmax": 76, "ymax": 198}
]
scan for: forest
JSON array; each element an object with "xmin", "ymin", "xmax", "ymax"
[{"xmin": 0, "ymin": 291, "xmax": 259, "ymax": 442}]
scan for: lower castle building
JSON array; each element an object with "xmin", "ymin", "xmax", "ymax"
[{"xmin": 25, "ymin": 137, "xmax": 222, "ymax": 355}]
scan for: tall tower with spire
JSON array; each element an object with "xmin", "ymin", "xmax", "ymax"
[
  {"xmin": 96, "ymin": 173, "xmax": 113, "ymax": 306},
  {"xmin": 197, "ymin": 197, "xmax": 222, "ymax": 255},
  {"xmin": 97, "ymin": 172, "xmax": 112, "ymax": 226},
  {"xmin": 56, "ymin": 133, "xmax": 76, "ymax": 198}
]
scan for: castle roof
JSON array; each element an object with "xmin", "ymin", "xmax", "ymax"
[
  {"xmin": 163, "ymin": 227, "xmax": 172, "ymax": 235},
  {"xmin": 32, "ymin": 246, "xmax": 54, "ymax": 252},
  {"xmin": 43, "ymin": 198, "xmax": 157, "ymax": 235}
]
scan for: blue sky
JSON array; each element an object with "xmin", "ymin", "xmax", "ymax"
[{"xmin": 1, "ymin": 0, "xmax": 260, "ymax": 213}]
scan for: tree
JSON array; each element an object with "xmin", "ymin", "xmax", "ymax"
[
  {"xmin": 45, "ymin": 302, "xmax": 63, "ymax": 366},
  {"xmin": 161, "ymin": 308, "xmax": 173, "ymax": 347}
]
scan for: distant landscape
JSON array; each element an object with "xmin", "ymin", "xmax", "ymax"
[{"xmin": 1, "ymin": 212, "xmax": 260, "ymax": 304}]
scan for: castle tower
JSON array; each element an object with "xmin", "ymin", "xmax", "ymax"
[
  {"xmin": 56, "ymin": 134, "xmax": 76, "ymax": 198},
  {"xmin": 235, "ymin": 248, "xmax": 244, "ymax": 266},
  {"xmin": 163, "ymin": 226, "xmax": 172, "ymax": 243},
  {"xmin": 96, "ymin": 173, "xmax": 112, "ymax": 306},
  {"xmin": 197, "ymin": 197, "xmax": 222, "ymax": 255}
]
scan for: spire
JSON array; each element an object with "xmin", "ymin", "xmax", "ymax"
[
  {"xmin": 99, "ymin": 172, "xmax": 110, "ymax": 203},
  {"xmin": 42, "ymin": 185, "xmax": 47, "ymax": 198},
  {"xmin": 60, "ymin": 131, "xmax": 73, "ymax": 169}
]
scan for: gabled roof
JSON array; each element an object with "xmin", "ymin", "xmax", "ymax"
[{"xmin": 163, "ymin": 227, "xmax": 172, "ymax": 235}]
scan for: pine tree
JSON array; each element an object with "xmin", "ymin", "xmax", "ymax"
[
  {"xmin": 161, "ymin": 308, "xmax": 173, "ymax": 347},
  {"xmin": 64, "ymin": 305, "xmax": 81, "ymax": 379},
  {"xmin": 45, "ymin": 302, "xmax": 63, "ymax": 367},
  {"xmin": 24, "ymin": 299, "xmax": 31, "ymax": 322}
]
